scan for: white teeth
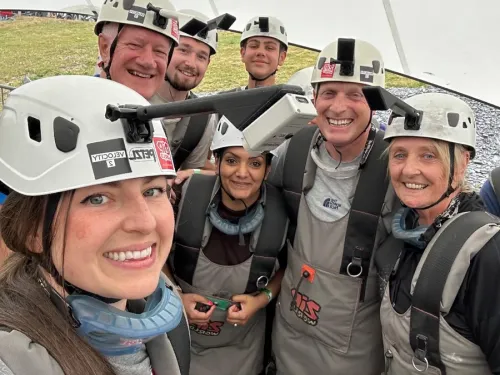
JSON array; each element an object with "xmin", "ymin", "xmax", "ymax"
[
  {"xmin": 405, "ymin": 183, "xmax": 427, "ymax": 190},
  {"xmin": 104, "ymin": 246, "xmax": 152, "ymax": 262},
  {"xmin": 328, "ymin": 119, "xmax": 353, "ymax": 127},
  {"xmin": 180, "ymin": 70, "xmax": 195, "ymax": 77},
  {"xmin": 131, "ymin": 71, "xmax": 152, "ymax": 78}
]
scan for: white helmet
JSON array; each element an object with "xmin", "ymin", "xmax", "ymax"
[
  {"xmin": 95, "ymin": 0, "xmax": 180, "ymax": 46},
  {"xmin": 240, "ymin": 16, "xmax": 288, "ymax": 48},
  {"xmin": 0, "ymin": 75, "xmax": 176, "ymax": 196},
  {"xmin": 384, "ymin": 93, "xmax": 476, "ymax": 158},
  {"xmin": 178, "ymin": 9, "xmax": 217, "ymax": 55},
  {"xmin": 210, "ymin": 116, "xmax": 261, "ymax": 157},
  {"xmin": 311, "ymin": 38, "xmax": 385, "ymax": 88},
  {"xmin": 287, "ymin": 66, "xmax": 314, "ymax": 100}
]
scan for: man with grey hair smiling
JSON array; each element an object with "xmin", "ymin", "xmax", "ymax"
[{"xmin": 94, "ymin": 0, "xmax": 183, "ymax": 100}]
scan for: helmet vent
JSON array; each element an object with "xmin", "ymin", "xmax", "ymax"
[
  {"xmin": 123, "ymin": 0, "xmax": 134, "ymax": 10},
  {"xmin": 447, "ymin": 112, "xmax": 459, "ymax": 127},
  {"xmin": 27, "ymin": 116, "xmax": 41, "ymax": 143}
]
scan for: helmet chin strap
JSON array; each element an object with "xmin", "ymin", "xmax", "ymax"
[
  {"xmin": 327, "ymin": 112, "xmax": 374, "ymax": 169},
  {"xmin": 248, "ymin": 69, "xmax": 277, "ymax": 83},
  {"xmin": 102, "ymin": 24, "xmax": 125, "ymax": 81},
  {"xmin": 405, "ymin": 143, "xmax": 456, "ymax": 211}
]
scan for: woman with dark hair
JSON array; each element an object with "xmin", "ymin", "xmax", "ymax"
[
  {"xmin": 0, "ymin": 75, "xmax": 189, "ymax": 375},
  {"xmin": 166, "ymin": 115, "xmax": 289, "ymax": 375}
]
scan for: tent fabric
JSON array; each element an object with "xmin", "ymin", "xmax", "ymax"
[{"xmin": 1, "ymin": 0, "xmax": 499, "ymax": 109}]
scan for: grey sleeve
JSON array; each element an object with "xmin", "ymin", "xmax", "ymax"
[
  {"xmin": 180, "ymin": 114, "xmax": 217, "ymax": 170},
  {"xmin": 0, "ymin": 331, "xmax": 64, "ymax": 375},
  {"xmin": 267, "ymin": 140, "xmax": 290, "ymax": 189}
]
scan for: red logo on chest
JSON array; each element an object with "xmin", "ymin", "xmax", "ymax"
[
  {"xmin": 190, "ymin": 321, "xmax": 224, "ymax": 336},
  {"xmin": 291, "ymin": 288, "xmax": 322, "ymax": 326}
]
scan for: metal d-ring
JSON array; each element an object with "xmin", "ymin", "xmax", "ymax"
[
  {"xmin": 346, "ymin": 262, "xmax": 363, "ymax": 278},
  {"xmin": 411, "ymin": 356, "xmax": 429, "ymax": 372},
  {"xmin": 256, "ymin": 275, "xmax": 269, "ymax": 289}
]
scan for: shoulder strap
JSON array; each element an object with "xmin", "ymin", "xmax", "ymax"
[
  {"xmin": 166, "ymin": 313, "xmax": 191, "ymax": 375},
  {"xmin": 340, "ymin": 130, "xmax": 389, "ymax": 302},
  {"xmin": 282, "ymin": 125, "xmax": 318, "ymax": 243},
  {"xmin": 409, "ymin": 211, "xmax": 500, "ymax": 373},
  {"xmin": 490, "ymin": 166, "xmax": 500, "ymax": 202},
  {"xmin": 172, "ymin": 93, "xmax": 210, "ymax": 169},
  {"xmin": 245, "ymin": 183, "xmax": 289, "ymax": 294},
  {"xmin": 173, "ymin": 174, "xmax": 216, "ymax": 285}
]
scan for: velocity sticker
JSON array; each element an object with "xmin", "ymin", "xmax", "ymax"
[
  {"xmin": 127, "ymin": 6, "xmax": 146, "ymax": 24},
  {"xmin": 87, "ymin": 138, "xmax": 132, "ymax": 180}
]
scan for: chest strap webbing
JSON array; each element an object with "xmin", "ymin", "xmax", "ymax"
[
  {"xmin": 173, "ymin": 175, "xmax": 287, "ymax": 294},
  {"xmin": 282, "ymin": 125, "xmax": 318, "ymax": 243},
  {"xmin": 244, "ymin": 183, "xmax": 288, "ymax": 294},
  {"xmin": 173, "ymin": 174, "xmax": 216, "ymax": 286},
  {"xmin": 340, "ymin": 130, "xmax": 389, "ymax": 301},
  {"xmin": 410, "ymin": 211, "xmax": 500, "ymax": 374}
]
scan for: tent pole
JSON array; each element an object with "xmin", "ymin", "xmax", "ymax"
[
  {"xmin": 381, "ymin": 0, "xmax": 410, "ymax": 74},
  {"xmin": 208, "ymin": 0, "xmax": 220, "ymax": 16}
]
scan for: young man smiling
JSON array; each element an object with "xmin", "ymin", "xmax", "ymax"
[
  {"xmin": 150, "ymin": 10, "xmax": 219, "ymax": 172},
  {"xmin": 238, "ymin": 16, "xmax": 288, "ymax": 90}
]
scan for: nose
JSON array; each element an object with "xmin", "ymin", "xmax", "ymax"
[
  {"xmin": 400, "ymin": 155, "xmax": 422, "ymax": 177},
  {"xmin": 121, "ymin": 195, "xmax": 157, "ymax": 235},
  {"xmin": 235, "ymin": 162, "xmax": 250, "ymax": 179},
  {"xmin": 255, "ymin": 46, "xmax": 266, "ymax": 57},
  {"xmin": 182, "ymin": 51, "xmax": 196, "ymax": 68},
  {"xmin": 328, "ymin": 93, "xmax": 349, "ymax": 115},
  {"xmin": 135, "ymin": 45, "xmax": 156, "ymax": 70}
]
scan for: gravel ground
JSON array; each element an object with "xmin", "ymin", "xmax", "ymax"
[{"xmin": 375, "ymin": 87, "xmax": 500, "ymax": 190}]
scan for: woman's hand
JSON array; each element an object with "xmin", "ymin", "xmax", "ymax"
[
  {"xmin": 180, "ymin": 293, "xmax": 216, "ymax": 325},
  {"xmin": 226, "ymin": 293, "xmax": 268, "ymax": 326}
]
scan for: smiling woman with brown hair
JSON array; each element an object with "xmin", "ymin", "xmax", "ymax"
[
  {"xmin": 166, "ymin": 115, "xmax": 289, "ymax": 375},
  {"xmin": 0, "ymin": 75, "xmax": 190, "ymax": 375}
]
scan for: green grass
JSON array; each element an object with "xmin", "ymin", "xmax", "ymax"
[{"xmin": 0, "ymin": 16, "xmax": 424, "ymax": 94}]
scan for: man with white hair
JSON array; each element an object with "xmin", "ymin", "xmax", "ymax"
[{"xmin": 94, "ymin": 0, "xmax": 182, "ymax": 100}]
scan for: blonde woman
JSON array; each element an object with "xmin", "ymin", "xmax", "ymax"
[{"xmin": 375, "ymin": 92, "xmax": 500, "ymax": 374}]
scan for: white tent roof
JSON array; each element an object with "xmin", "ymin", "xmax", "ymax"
[{"xmin": 2, "ymin": 0, "xmax": 499, "ymax": 108}]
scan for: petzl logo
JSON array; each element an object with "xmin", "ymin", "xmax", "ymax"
[
  {"xmin": 127, "ymin": 6, "xmax": 146, "ymax": 24},
  {"xmin": 153, "ymin": 137, "xmax": 174, "ymax": 171},
  {"xmin": 87, "ymin": 138, "xmax": 132, "ymax": 180},
  {"xmin": 190, "ymin": 321, "xmax": 224, "ymax": 336},
  {"xmin": 128, "ymin": 147, "xmax": 156, "ymax": 162},
  {"xmin": 291, "ymin": 288, "xmax": 321, "ymax": 326}
]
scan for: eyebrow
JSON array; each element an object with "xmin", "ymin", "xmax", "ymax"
[{"xmin": 225, "ymin": 153, "xmax": 264, "ymax": 161}]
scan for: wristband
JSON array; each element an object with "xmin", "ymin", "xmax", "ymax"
[
  {"xmin": 193, "ymin": 169, "xmax": 201, "ymax": 174},
  {"xmin": 260, "ymin": 288, "xmax": 273, "ymax": 302}
]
